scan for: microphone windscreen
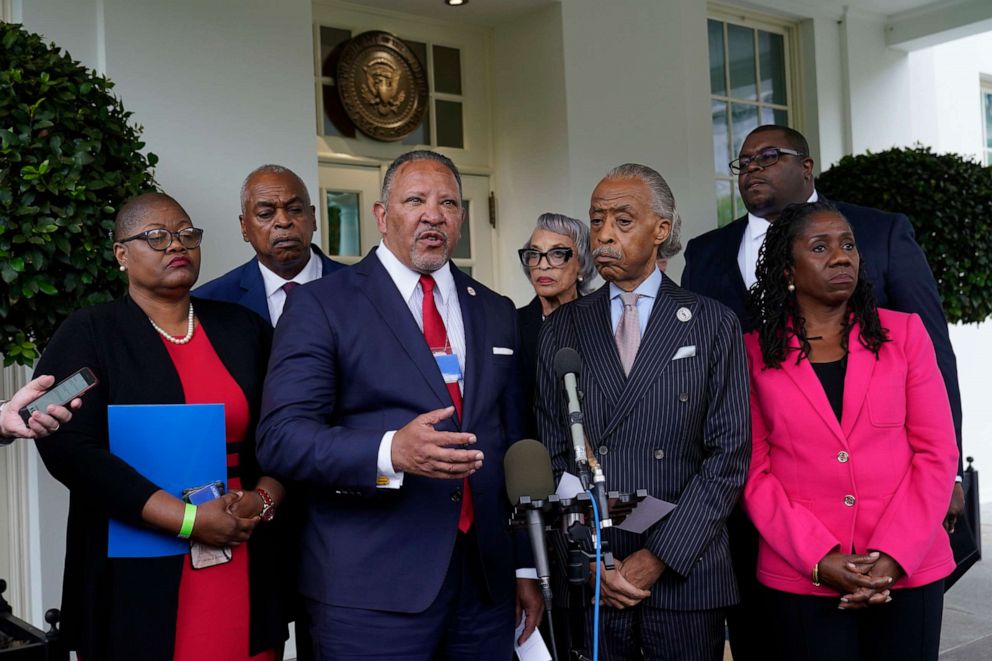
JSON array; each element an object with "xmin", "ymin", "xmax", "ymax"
[
  {"xmin": 554, "ymin": 347, "xmax": 582, "ymax": 380},
  {"xmin": 504, "ymin": 439, "xmax": 555, "ymax": 504}
]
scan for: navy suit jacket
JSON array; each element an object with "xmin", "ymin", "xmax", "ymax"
[
  {"xmin": 681, "ymin": 200, "xmax": 963, "ymax": 468},
  {"xmin": 256, "ymin": 249, "xmax": 526, "ymax": 613},
  {"xmin": 536, "ymin": 276, "xmax": 751, "ymax": 610},
  {"xmin": 194, "ymin": 246, "xmax": 343, "ymax": 325}
]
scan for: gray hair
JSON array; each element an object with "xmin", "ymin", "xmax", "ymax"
[
  {"xmin": 380, "ymin": 150, "xmax": 463, "ymax": 205},
  {"xmin": 521, "ymin": 212, "xmax": 597, "ymax": 295},
  {"xmin": 603, "ymin": 163, "xmax": 682, "ymax": 259},
  {"xmin": 240, "ymin": 164, "xmax": 311, "ymax": 213}
]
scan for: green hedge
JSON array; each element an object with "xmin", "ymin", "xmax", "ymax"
[
  {"xmin": 0, "ymin": 24, "xmax": 157, "ymax": 366},
  {"xmin": 817, "ymin": 145, "xmax": 992, "ymax": 325}
]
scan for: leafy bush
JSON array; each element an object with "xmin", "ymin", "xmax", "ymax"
[
  {"xmin": 0, "ymin": 23, "xmax": 157, "ymax": 365},
  {"xmin": 817, "ymin": 145, "xmax": 992, "ymax": 324}
]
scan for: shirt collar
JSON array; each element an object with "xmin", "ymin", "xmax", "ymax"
[
  {"xmin": 376, "ymin": 240, "xmax": 455, "ymax": 304},
  {"xmin": 609, "ymin": 265, "xmax": 663, "ymax": 302},
  {"xmin": 258, "ymin": 247, "xmax": 322, "ymax": 299},
  {"xmin": 747, "ymin": 189, "xmax": 819, "ymax": 234}
]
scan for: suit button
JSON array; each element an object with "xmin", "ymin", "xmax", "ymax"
[
  {"xmin": 837, "ymin": 451, "xmax": 849, "ymax": 463},
  {"xmin": 654, "ymin": 449, "xmax": 665, "ymax": 460},
  {"xmin": 678, "ymin": 392, "xmax": 689, "ymax": 402},
  {"xmin": 451, "ymin": 490, "xmax": 462, "ymax": 503},
  {"xmin": 598, "ymin": 445, "xmax": 609, "ymax": 456},
  {"xmin": 844, "ymin": 495, "xmax": 856, "ymax": 507}
]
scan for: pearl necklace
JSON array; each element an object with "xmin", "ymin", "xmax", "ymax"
[{"xmin": 148, "ymin": 303, "xmax": 195, "ymax": 345}]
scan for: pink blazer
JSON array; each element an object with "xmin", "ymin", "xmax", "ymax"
[{"xmin": 742, "ymin": 309, "xmax": 958, "ymax": 596}]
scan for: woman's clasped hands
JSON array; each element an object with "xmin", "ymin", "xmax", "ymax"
[{"xmin": 818, "ymin": 550, "xmax": 905, "ymax": 610}]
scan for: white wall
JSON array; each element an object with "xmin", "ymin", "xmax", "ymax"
[{"xmin": 19, "ymin": 0, "xmax": 319, "ymax": 285}]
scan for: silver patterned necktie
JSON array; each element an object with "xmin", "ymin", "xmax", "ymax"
[{"xmin": 615, "ymin": 291, "xmax": 642, "ymax": 375}]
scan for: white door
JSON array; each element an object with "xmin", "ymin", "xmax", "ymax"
[{"xmin": 317, "ymin": 163, "xmax": 494, "ymax": 288}]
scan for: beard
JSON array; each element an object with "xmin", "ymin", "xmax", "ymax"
[{"xmin": 410, "ymin": 226, "xmax": 451, "ymax": 273}]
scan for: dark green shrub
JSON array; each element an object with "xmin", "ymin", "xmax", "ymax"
[
  {"xmin": 0, "ymin": 23, "xmax": 157, "ymax": 366},
  {"xmin": 817, "ymin": 145, "xmax": 992, "ymax": 324}
]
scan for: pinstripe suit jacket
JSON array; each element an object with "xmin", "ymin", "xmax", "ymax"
[{"xmin": 536, "ymin": 274, "xmax": 750, "ymax": 610}]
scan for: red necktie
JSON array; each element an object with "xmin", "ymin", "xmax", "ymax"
[
  {"xmin": 419, "ymin": 274, "xmax": 474, "ymax": 533},
  {"xmin": 282, "ymin": 281, "xmax": 299, "ymax": 295}
]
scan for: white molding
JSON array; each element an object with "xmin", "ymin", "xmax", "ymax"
[{"xmin": 0, "ymin": 0, "xmax": 12, "ymax": 23}]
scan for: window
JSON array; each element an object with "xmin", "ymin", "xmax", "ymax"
[
  {"xmin": 708, "ymin": 13, "xmax": 795, "ymax": 225},
  {"xmin": 315, "ymin": 26, "xmax": 465, "ymax": 149},
  {"xmin": 983, "ymin": 79, "xmax": 992, "ymax": 166}
]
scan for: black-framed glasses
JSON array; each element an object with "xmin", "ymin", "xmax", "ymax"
[
  {"xmin": 729, "ymin": 147, "xmax": 807, "ymax": 175},
  {"xmin": 518, "ymin": 247, "xmax": 574, "ymax": 268},
  {"xmin": 117, "ymin": 227, "xmax": 204, "ymax": 251}
]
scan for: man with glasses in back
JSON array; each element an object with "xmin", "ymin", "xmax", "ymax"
[{"xmin": 681, "ymin": 124, "xmax": 963, "ymax": 661}]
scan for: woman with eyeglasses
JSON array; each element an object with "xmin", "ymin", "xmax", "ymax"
[
  {"xmin": 517, "ymin": 213, "xmax": 596, "ymax": 439},
  {"xmin": 34, "ymin": 192, "xmax": 288, "ymax": 661}
]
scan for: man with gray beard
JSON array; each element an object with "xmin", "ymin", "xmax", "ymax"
[
  {"xmin": 535, "ymin": 164, "xmax": 749, "ymax": 660},
  {"xmin": 257, "ymin": 150, "xmax": 542, "ymax": 659}
]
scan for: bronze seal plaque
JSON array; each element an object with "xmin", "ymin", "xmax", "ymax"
[{"xmin": 337, "ymin": 31, "xmax": 428, "ymax": 142}]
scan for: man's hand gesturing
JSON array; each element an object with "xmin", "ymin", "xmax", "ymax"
[{"xmin": 391, "ymin": 406, "xmax": 482, "ymax": 479}]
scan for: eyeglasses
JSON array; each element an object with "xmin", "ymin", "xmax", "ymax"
[
  {"xmin": 518, "ymin": 247, "xmax": 574, "ymax": 268},
  {"xmin": 729, "ymin": 147, "xmax": 807, "ymax": 175},
  {"xmin": 117, "ymin": 227, "xmax": 204, "ymax": 251}
]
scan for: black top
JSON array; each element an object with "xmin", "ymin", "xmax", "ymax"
[
  {"xmin": 810, "ymin": 358, "xmax": 847, "ymax": 422},
  {"xmin": 517, "ymin": 297, "xmax": 545, "ymax": 439},
  {"xmin": 33, "ymin": 296, "xmax": 289, "ymax": 660}
]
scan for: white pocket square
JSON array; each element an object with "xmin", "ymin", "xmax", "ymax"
[
  {"xmin": 672, "ymin": 345, "xmax": 696, "ymax": 360},
  {"xmin": 492, "ymin": 347, "xmax": 514, "ymax": 355}
]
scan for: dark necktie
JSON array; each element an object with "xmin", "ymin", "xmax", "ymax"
[
  {"xmin": 419, "ymin": 274, "xmax": 473, "ymax": 533},
  {"xmin": 281, "ymin": 281, "xmax": 299, "ymax": 295}
]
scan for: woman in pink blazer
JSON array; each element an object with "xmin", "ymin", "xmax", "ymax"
[{"xmin": 742, "ymin": 201, "xmax": 958, "ymax": 661}]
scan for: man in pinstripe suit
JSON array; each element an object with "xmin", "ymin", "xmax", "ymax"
[{"xmin": 536, "ymin": 164, "xmax": 750, "ymax": 660}]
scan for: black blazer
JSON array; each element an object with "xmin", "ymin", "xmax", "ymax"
[
  {"xmin": 34, "ymin": 296, "xmax": 287, "ymax": 661},
  {"xmin": 517, "ymin": 297, "xmax": 545, "ymax": 440},
  {"xmin": 536, "ymin": 277, "xmax": 750, "ymax": 610},
  {"xmin": 681, "ymin": 200, "xmax": 963, "ymax": 468}
]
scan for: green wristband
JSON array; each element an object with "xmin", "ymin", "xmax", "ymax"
[{"xmin": 178, "ymin": 502, "xmax": 197, "ymax": 539}]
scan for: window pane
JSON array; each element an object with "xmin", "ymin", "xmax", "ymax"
[
  {"xmin": 459, "ymin": 266, "xmax": 473, "ymax": 278},
  {"xmin": 760, "ymin": 107, "xmax": 789, "ymax": 127},
  {"xmin": 712, "ymin": 100, "xmax": 730, "ymax": 176},
  {"xmin": 402, "ymin": 106, "xmax": 430, "ymax": 146},
  {"xmin": 716, "ymin": 179, "xmax": 734, "ymax": 227},
  {"xmin": 326, "ymin": 191, "xmax": 361, "ymax": 257},
  {"xmin": 435, "ymin": 100, "xmax": 464, "ymax": 149},
  {"xmin": 984, "ymin": 91, "xmax": 992, "ymax": 149},
  {"xmin": 708, "ymin": 20, "xmax": 726, "ymax": 96},
  {"xmin": 322, "ymin": 83, "xmax": 356, "ymax": 138},
  {"xmin": 433, "ymin": 45, "xmax": 462, "ymax": 95},
  {"xmin": 453, "ymin": 200, "xmax": 471, "ymax": 259},
  {"xmin": 758, "ymin": 31, "xmax": 786, "ymax": 105},
  {"xmin": 731, "ymin": 102, "xmax": 759, "ymax": 158},
  {"xmin": 402, "ymin": 39, "xmax": 428, "ymax": 70},
  {"xmin": 320, "ymin": 27, "xmax": 351, "ymax": 78},
  {"xmin": 728, "ymin": 24, "xmax": 757, "ymax": 101},
  {"xmin": 734, "ymin": 186, "xmax": 746, "ymax": 220}
]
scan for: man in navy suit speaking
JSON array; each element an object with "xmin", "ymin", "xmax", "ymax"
[
  {"xmin": 536, "ymin": 164, "xmax": 750, "ymax": 661},
  {"xmin": 682, "ymin": 124, "xmax": 964, "ymax": 661},
  {"xmin": 257, "ymin": 151, "xmax": 541, "ymax": 660},
  {"xmin": 195, "ymin": 164, "xmax": 343, "ymax": 325}
]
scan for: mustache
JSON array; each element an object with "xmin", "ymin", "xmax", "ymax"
[
  {"xmin": 592, "ymin": 246, "xmax": 622, "ymax": 260},
  {"xmin": 415, "ymin": 226, "xmax": 449, "ymax": 242}
]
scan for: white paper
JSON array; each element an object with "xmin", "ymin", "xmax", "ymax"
[
  {"xmin": 556, "ymin": 471, "xmax": 584, "ymax": 499},
  {"xmin": 514, "ymin": 612, "xmax": 552, "ymax": 661},
  {"xmin": 615, "ymin": 495, "xmax": 676, "ymax": 534}
]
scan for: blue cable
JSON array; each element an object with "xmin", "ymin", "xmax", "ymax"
[{"xmin": 587, "ymin": 490, "xmax": 601, "ymax": 661}]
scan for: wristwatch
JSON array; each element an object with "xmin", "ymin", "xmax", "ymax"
[{"xmin": 256, "ymin": 488, "xmax": 276, "ymax": 522}]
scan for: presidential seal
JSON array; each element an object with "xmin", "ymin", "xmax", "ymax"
[{"xmin": 336, "ymin": 31, "xmax": 428, "ymax": 142}]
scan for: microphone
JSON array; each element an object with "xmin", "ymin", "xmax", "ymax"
[
  {"xmin": 504, "ymin": 439, "xmax": 556, "ymax": 598},
  {"xmin": 554, "ymin": 348, "xmax": 591, "ymax": 489}
]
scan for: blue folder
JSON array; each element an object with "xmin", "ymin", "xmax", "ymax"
[{"xmin": 107, "ymin": 404, "xmax": 227, "ymax": 558}]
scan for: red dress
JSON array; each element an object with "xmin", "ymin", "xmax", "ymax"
[{"xmin": 163, "ymin": 327, "xmax": 276, "ymax": 661}]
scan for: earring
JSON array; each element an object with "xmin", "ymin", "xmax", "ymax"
[
  {"xmin": 578, "ymin": 276, "xmax": 584, "ymax": 282},
  {"xmin": 119, "ymin": 264, "xmax": 127, "ymax": 272},
  {"xmin": 787, "ymin": 282, "xmax": 795, "ymax": 292}
]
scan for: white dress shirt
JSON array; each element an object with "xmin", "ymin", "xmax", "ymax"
[
  {"xmin": 374, "ymin": 241, "xmax": 466, "ymax": 488},
  {"xmin": 257, "ymin": 248, "xmax": 323, "ymax": 325},
  {"xmin": 738, "ymin": 190, "xmax": 818, "ymax": 289}
]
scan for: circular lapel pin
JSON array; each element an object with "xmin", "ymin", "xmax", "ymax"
[
  {"xmin": 466, "ymin": 286, "xmax": 477, "ymax": 296},
  {"xmin": 676, "ymin": 307, "xmax": 692, "ymax": 322}
]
